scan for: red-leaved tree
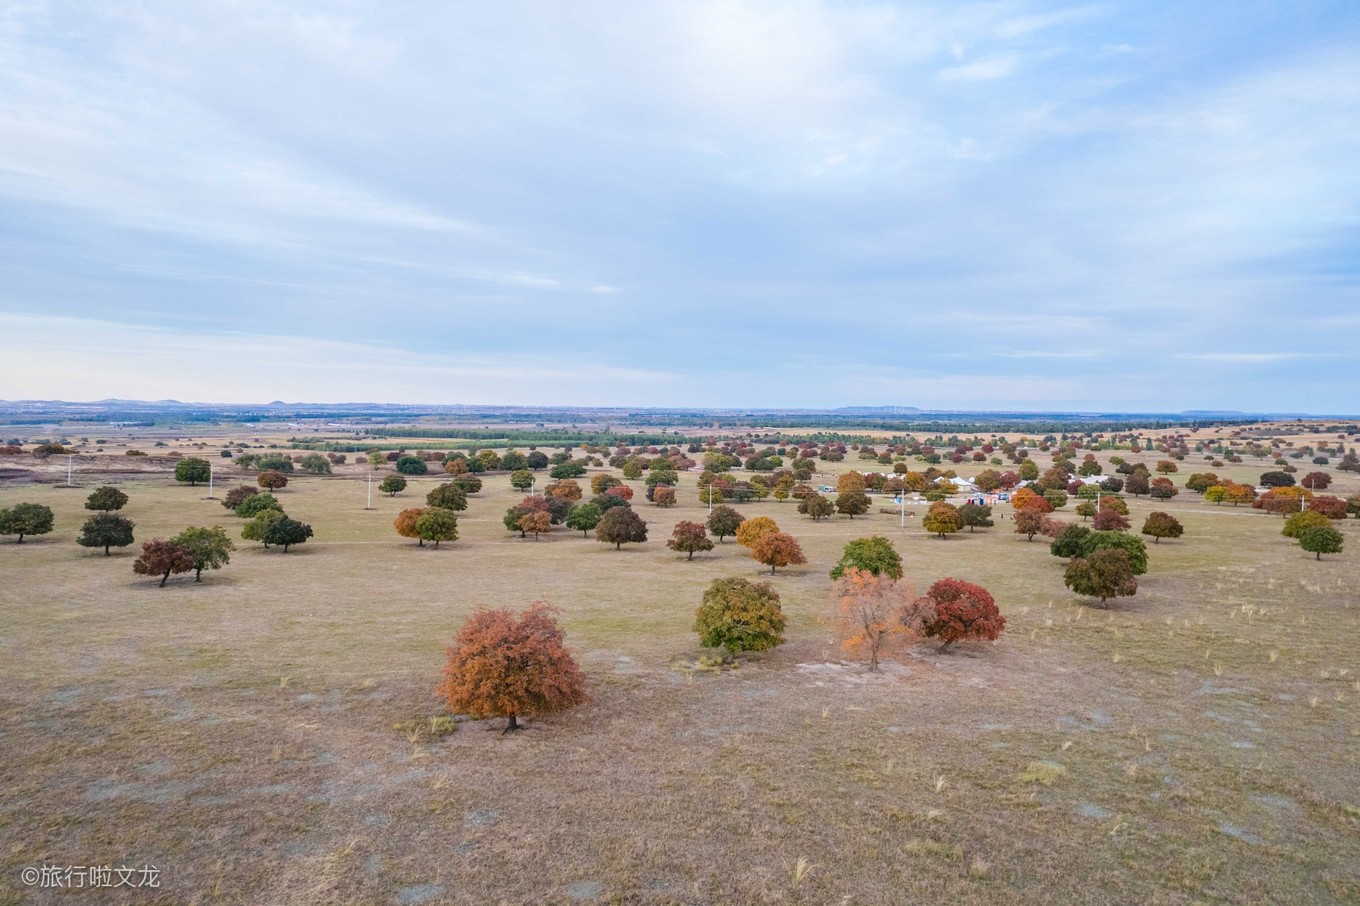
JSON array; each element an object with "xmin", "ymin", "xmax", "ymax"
[
  {"xmin": 132, "ymin": 539, "xmax": 195, "ymax": 587},
  {"xmin": 918, "ymin": 579, "xmax": 1005, "ymax": 652},
  {"xmin": 437, "ymin": 602, "xmax": 589, "ymax": 733}
]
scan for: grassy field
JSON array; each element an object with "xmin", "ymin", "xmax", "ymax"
[{"xmin": 1, "ymin": 444, "xmax": 1358, "ymax": 904}]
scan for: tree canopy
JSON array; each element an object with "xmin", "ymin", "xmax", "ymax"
[
  {"xmin": 694, "ymin": 578, "xmax": 786, "ymax": 652},
  {"xmin": 830, "ymin": 536, "xmax": 903, "ymax": 580}
]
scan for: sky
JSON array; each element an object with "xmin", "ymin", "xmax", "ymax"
[{"xmin": 1, "ymin": 1, "xmax": 1358, "ymax": 412}]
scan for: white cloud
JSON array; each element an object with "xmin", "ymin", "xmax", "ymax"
[{"xmin": 937, "ymin": 54, "xmax": 1019, "ymax": 82}]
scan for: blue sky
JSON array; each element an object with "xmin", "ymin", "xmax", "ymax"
[{"xmin": 2, "ymin": 1, "xmax": 1358, "ymax": 411}]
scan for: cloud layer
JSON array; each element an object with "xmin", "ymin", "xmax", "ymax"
[{"xmin": 2, "ymin": 1, "xmax": 1357, "ymax": 410}]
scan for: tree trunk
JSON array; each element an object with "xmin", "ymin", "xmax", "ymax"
[
  {"xmin": 770, "ymin": 564, "xmax": 777, "ymax": 574},
  {"xmin": 195, "ymin": 568, "xmax": 203, "ymax": 581},
  {"xmin": 616, "ymin": 541, "xmax": 621, "ymax": 550},
  {"xmin": 105, "ymin": 545, "xmax": 111, "ymax": 556},
  {"xmin": 1317, "ymin": 551, "xmax": 1322, "ymax": 560},
  {"xmin": 16, "ymin": 534, "xmax": 23, "ymax": 543},
  {"xmin": 160, "ymin": 570, "xmax": 170, "ymax": 587},
  {"xmin": 504, "ymin": 713, "xmax": 519, "ymax": 733},
  {"xmin": 687, "ymin": 550, "xmax": 694, "ymax": 560},
  {"xmin": 940, "ymin": 639, "xmax": 954, "ymax": 653},
  {"xmin": 282, "ymin": 544, "xmax": 290, "ymax": 553}
]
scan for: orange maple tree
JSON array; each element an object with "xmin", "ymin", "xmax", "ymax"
[
  {"xmin": 825, "ymin": 568, "xmax": 924, "ymax": 671},
  {"xmin": 750, "ymin": 532, "xmax": 807, "ymax": 574},
  {"xmin": 437, "ymin": 602, "xmax": 589, "ymax": 732},
  {"xmin": 394, "ymin": 507, "xmax": 427, "ymax": 544},
  {"xmin": 735, "ymin": 516, "xmax": 780, "ymax": 548}
]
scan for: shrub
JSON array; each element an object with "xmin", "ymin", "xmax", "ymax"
[
  {"xmin": 394, "ymin": 456, "xmax": 428, "ymax": 475},
  {"xmin": 694, "ymin": 578, "xmax": 786, "ymax": 652}
]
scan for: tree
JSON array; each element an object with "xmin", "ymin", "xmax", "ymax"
[
  {"xmin": 235, "ymin": 493, "xmax": 281, "ymax": 518},
  {"xmin": 174, "ymin": 457, "xmax": 211, "ymax": 486},
  {"xmin": 546, "ymin": 479, "xmax": 583, "ymax": 501},
  {"xmin": 516, "ymin": 509, "xmax": 551, "ymax": 540},
  {"xmin": 263, "ymin": 517, "xmax": 312, "ymax": 552},
  {"xmin": 591, "ymin": 474, "xmax": 622, "ymax": 495},
  {"xmin": 451, "ymin": 475, "xmax": 483, "ymax": 494},
  {"xmin": 367, "ymin": 450, "xmax": 386, "ymax": 469},
  {"xmin": 1092, "ymin": 508, "xmax": 1131, "ymax": 532},
  {"xmin": 1078, "ymin": 531, "xmax": 1149, "ymax": 575},
  {"xmin": 0, "ymin": 503, "xmax": 54, "ymax": 543},
  {"xmin": 77, "ymin": 513, "xmax": 135, "ymax": 555},
  {"xmin": 395, "ymin": 507, "xmax": 427, "ymax": 544},
  {"xmin": 667, "ymin": 521, "xmax": 714, "ymax": 560},
  {"xmin": 605, "ymin": 484, "xmax": 634, "ymax": 501},
  {"xmin": 1155, "ymin": 460, "xmax": 1178, "ymax": 474},
  {"xmin": 591, "ymin": 492, "xmax": 630, "ymax": 514},
  {"xmin": 510, "ymin": 469, "xmax": 535, "ymax": 491},
  {"xmin": 1260, "ymin": 471, "xmax": 1295, "ymax": 488},
  {"xmin": 527, "ymin": 451, "xmax": 550, "ymax": 470},
  {"xmin": 1299, "ymin": 524, "xmax": 1343, "ymax": 560},
  {"xmin": 85, "ymin": 486, "xmax": 129, "ymax": 512},
  {"xmin": 652, "ymin": 486, "xmax": 677, "ymax": 507},
  {"xmin": 958, "ymin": 503, "xmax": 993, "ymax": 532},
  {"xmin": 1141, "ymin": 511, "xmax": 1183, "ymax": 544},
  {"xmin": 416, "ymin": 507, "xmax": 460, "ymax": 547},
  {"xmin": 1282, "ymin": 510, "xmax": 1330, "ymax": 539},
  {"xmin": 223, "ymin": 485, "xmax": 258, "ymax": 510},
  {"xmin": 1064, "ymin": 549, "xmax": 1138, "ymax": 604},
  {"xmin": 694, "ymin": 578, "xmax": 786, "ymax": 652},
  {"xmin": 919, "ymin": 579, "xmax": 1005, "ymax": 652},
  {"xmin": 565, "ymin": 502, "xmax": 603, "ymax": 538},
  {"xmin": 707, "ymin": 505, "xmax": 743, "ymax": 543},
  {"xmin": 1050, "ymin": 523, "xmax": 1091, "ymax": 558},
  {"xmin": 736, "ymin": 516, "xmax": 780, "ymax": 548},
  {"xmin": 750, "ymin": 532, "xmax": 806, "ymax": 574},
  {"xmin": 256, "ymin": 454, "xmax": 294, "ymax": 473},
  {"xmin": 499, "ymin": 450, "xmax": 529, "ymax": 471},
  {"xmin": 241, "ymin": 509, "xmax": 286, "ymax": 546},
  {"xmin": 1307, "ymin": 496, "xmax": 1348, "ymax": 520},
  {"xmin": 798, "ymin": 492, "xmax": 835, "ymax": 521},
  {"xmin": 380, "ymin": 475, "xmax": 407, "ymax": 496},
  {"xmin": 133, "ymin": 539, "xmax": 195, "ymax": 586},
  {"xmin": 258, "ymin": 470, "xmax": 289, "ymax": 491},
  {"xmin": 596, "ymin": 507, "xmax": 647, "ymax": 550},
  {"xmin": 172, "ymin": 526, "xmax": 234, "ymax": 581},
  {"xmin": 298, "ymin": 453, "xmax": 332, "ymax": 474},
  {"xmin": 1014, "ymin": 509, "xmax": 1043, "ymax": 541},
  {"xmin": 830, "ymin": 536, "xmax": 903, "ymax": 580},
  {"xmin": 426, "ymin": 483, "xmax": 469, "ymax": 511},
  {"xmin": 1300, "ymin": 471, "xmax": 1331, "ymax": 491},
  {"xmin": 835, "ymin": 489, "xmax": 871, "ymax": 518},
  {"xmin": 549, "ymin": 460, "xmax": 587, "ymax": 479},
  {"xmin": 443, "ymin": 456, "xmax": 469, "ymax": 475},
  {"xmin": 836, "ymin": 472, "xmax": 867, "ymax": 493},
  {"xmin": 924, "ymin": 502, "xmax": 963, "ymax": 538},
  {"xmin": 826, "ymin": 569, "xmax": 925, "ymax": 671},
  {"xmin": 622, "ymin": 460, "xmax": 643, "ymax": 480},
  {"xmin": 438, "ymin": 602, "xmax": 589, "ymax": 733},
  {"xmin": 394, "ymin": 456, "xmax": 428, "ymax": 475},
  {"xmin": 975, "ymin": 469, "xmax": 1002, "ymax": 492},
  {"xmin": 1123, "ymin": 474, "xmax": 1150, "ymax": 497}
]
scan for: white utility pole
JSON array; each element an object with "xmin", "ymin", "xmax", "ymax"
[
  {"xmin": 67, "ymin": 454, "xmax": 73, "ymax": 487},
  {"xmin": 366, "ymin": 472, "xmax": 373, "ymax": 510},
  {"xmin": 899, "ymin": 493, "xmax": 905, "ymax": 528},
  {"xmin": 708, "ymin": 483, "xmax": 714, "ymax": 515},
  {"xmin": 208, "ymin": 464, "xmax": 214, "ymax": 499}
]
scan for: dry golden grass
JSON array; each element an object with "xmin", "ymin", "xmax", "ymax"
[{"xmin": 0, "ymin": 438, "xmax": 1358, "ymax": 904}]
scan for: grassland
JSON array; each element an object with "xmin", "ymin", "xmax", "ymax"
[{"xmin": 1, "ymin": 440, "xmax": 1358, "ymax": 905}]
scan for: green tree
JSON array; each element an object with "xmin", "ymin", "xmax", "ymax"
[
  {"xmin": 707, "ymin": 505, "xmax": 743, "ymax": 543},
  {"xmin": 235, "ymin": 493, "xmax": 282, "ymax": 517},
  {"xmin": 596, "ymin": 507, "xmax": 648, "ymax": 550},
  {"xmin": 499, "ymin": 450, "xmax": 529, "ymax": 471},
  {"xmin": 298, "ymin": 453, "xmax": 332, "ymax": 474},
  {"xmin": 1078, "ymin": 531, "xmax": 1149, "ymax": 575},
  {"xmin": 1064, "ymin": 549, "xmax": 1138, "ymax": 605},
  {"xmin": 510, "ymin": 469, "xmax": 534, "ymax": 491},
  {"xmin": 830, "ymin": 536, "xmax": 904, "ymax": 580},
  {"xmin": 923, "ymin": 502, "xmax": 963, "ymax": 539},
  {"xmin": 693, "ymin": 578, "xmax": 786, "ymax": 652},
  {"xmin": 451, "ymin": 475, "xmax": 483, "ymax": 494},
  {"xmin": 415, "ymin": 507, "xmax": 459, "ymax": 549},
  {"xmin": 835, "ymin": 489, "xmax": 871, "ymax": 518},
  {"xmin": 85, "ymin": 486, "xmax": 128, "ymax": 512},
  {"xmin": 241, "ymin": 509, "xmax": 286, "ymax": 546},
  {"xmin": 174, "ymin": 457, "xmax": 211, "ymax": 486},
  {"xmin": 565, "ymin": 502, "xmax": 603, "ymax": 537},
  {"xmin": 366, "ymin": 450, "xmax": 385, "ymax": 469},
  {"xmin": 0, "ymin": 503, "xmax": 54, "ymax": 543},
  {"xmin": 263, "ymin": 517, "xmax": 313, "ymax": 552},
  {"xmin": 622, "ymin": 460, "xmax": 644, "ymax": 480},
  {"xmin": 1282, "ymin": 510, "xmax": 1329, "ymax": 539},
  {"xmin": 394, "ymin": 456, "xmax": 428, "ymax": 475},
  {"xmin": 1298, "ymin": 524, "xmax": 1343, "ymax": 560},
  {"xmin": 256, "ymin": 454, "xmax": 294, "ymax": 473},
  {"xmin": 526, "ymin": 451, "xmax": 549, "ymax": 470},
  {"xmin": 550, "ymin": 460, "xmax": 587, "ymax": 479},
  {"xmin": 426, "ymin": 483, "xmax": 469, "ymax": 511},
  {"xmin": 798, "ymin": 493, "xmax": 835, "ymax": 520},
  {"xmin": 958, "ymin": 503, "xmax": 994, "ymax": 532},
  {"xmin": 77, "ymin": 513, "xmax": 135, "ymax": 555},
  {"xmin": 379, "ymin": 475, "xmax": 407, "ymax": 496},
  {"xmin": 223, "ymin": 485, "xmax": 258, "ymax": 510},
  {"xmin": 172, "ymin": 526, "xmax": 234, "ymax": 581},
  {"xmin": 1049, "ymin": 523, "xmax": 1091, "ymax": 558}
]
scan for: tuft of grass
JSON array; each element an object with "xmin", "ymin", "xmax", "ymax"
[{"xmin": 1017, "ymin": 761, "xmax": 1066, "ymax": 785}]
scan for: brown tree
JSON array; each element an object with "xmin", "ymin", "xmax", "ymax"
[
  {"xmin": 132, "ymin": 539, "xmax": 195, "ymax": 587},
  {"xmin": 667, "ymin": 521, "xmax": 714, "ymax": 560},
  {"xmin": 546, "ymin": 479, "xmax": 583, "ymax": 501},
  {"xmin": 258, "ymin": 470, "xmax": 289, "ymax": 491},
  {"xmin": 1140, "ymin": 511, "xmax": 1183, "ymax": 543},
  {"xmin": 437, "ymin": 602, "xmax": 589, "ymax": 732},
  {"xmin": 1092, "ymin": 508, "xmax": 1131, "ymax": 532},
  {"xmin": 652, "ymin": 486, "xmax": 677, "ymax": 507},
  {"xmin": 518, "ymin": 509, "xmax": 552, "ymax": 539},
  {"xmin": 596, "ymin": 507, "xmax": 648, "ymax": 550},
  {"xmin": 395, "ymin": 507, "xmax": 428, "ymax": 545},
  {"xmin": 749, "ymin": 532, "xmax": 807, "ymax": 574},
  {"xmin": 1014, "ymin": 509, "xmax": 1043, "ymax": 541}
]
